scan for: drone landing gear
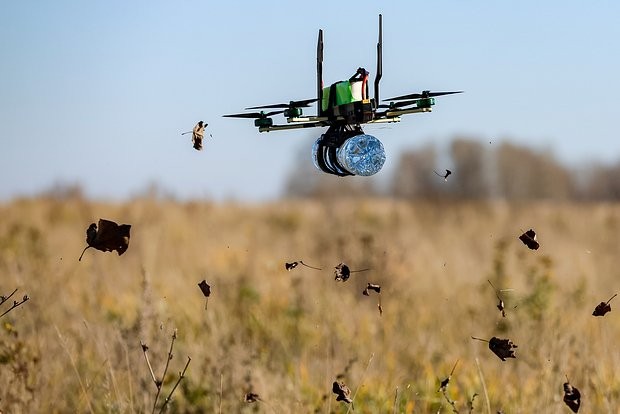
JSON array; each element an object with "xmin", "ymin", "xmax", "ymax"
[{"xmin": 313, "ymin": 124, "xmax": 365, "ymax": 177}]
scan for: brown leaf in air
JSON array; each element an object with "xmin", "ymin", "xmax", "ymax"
[
  {"xmin": 488, "ymin": 280, "xmax": 506, "ymax": 317},
  {"xmin": 438, "ymin": 360, "xmax": 459, "ymax": 392},
  {"xmin": 244, "ymin": 392, "xmax": 260, "ymax": 403},
  {"xmin": 362, "ymin": 283, "xmax": 381, "ymax": 296},
  {"xmin": 592, "ymin": 293, "xmax": 617, "ymax": 317},
  {"xmin": 285, "ymin": 262, "xmax": 299, "ymax": 271},
  {"xmin": 79, "ymin": 219, "xmax": 131, "ymax": 261},
  {"xmin": 434, "ymin": 169, "xmax": 452, "ymax": 181},
  {"xmin": 472, "ymin": 336, "xmax": 517, "ymax": 361},
  {"xmin": 332, "ymin": 381, "xmax": 352, "ymax": 404},
  {"xmin": 198, "ymin": 280, "xmax": 211, "ymax": 297},
  {"xmin": 519, "ymin": 229, "xmax": 539, "ymax": 250},
  {"xmin": 334, "ymin": 262, "xmax": 369, "ymax": 282},
  {"xmin": 286, "ymin": 260, "xmax": 322, "ymax": 271},
  {"xmin": 563, "ymin": 377, "xmax": 581, "ymax": 413},
  {"xmin": 362, "ymin": 282, "xmax": 383, "ymax": 316},
  {"xmin": 488, "ymin": 337, "xmax": 517, "ymax": 361},
  {"xmin": 334, "ymin": 263, "xmax": 351, "ymax": 282}
]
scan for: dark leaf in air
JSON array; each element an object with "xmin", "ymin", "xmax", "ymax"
[
  {"xmin": 79, "ymin": 219, "xmax": 131, "ymax": 261},
  {"xmin": 198, "ymin": 280, "xmax": 211, "ymax": 298},
  {"xmin": 285, "ymin": 262, "xmax": 299, "ymax": 271},
  {"xmin": 245, "ymin": 392, "xmax": 260, "ymax": 403},
  {"xmin": 434, "ymin": 169, "xmax": 452, "ymax": 181},
  {"xmin": 332, "ymin": 381, "xmax": 352, "ymax": 404},
  {"xmin": 497, "ymin": 300, "xmax": 506, "ymax": 317},
  {"xmin": 489, "ymin": 337, "xmax": 517, "ymax": 361},
  {"xmin": 563, "ymin": 379, "xmax": 581, "ymax": 413},
  {"xmin": 519, "ymin": 229, "xmax": 539, "ymax": 250},
  {"xmin": 362, "ymin": 283, "xmax": 381, "ymax": 296},
  {"xmin": 335, "ymin": 263, "xmax": 369, "ymax": 282},
  {"xmin": 592, "ymin": 293, "xmax": 617, "ymax": 317},
  {"xmin": 286, "ymin": 260, "xmax": 322, "ymax": 271},
  {"xmin": 334, "ymin": 263, "xmax": 351, "ymax": 282},
  {"xmin": 488, "ymin": 280, "xmax": 506, "ymax": 317},
  {"xmin": 472, "ymin": 336, "xmax": 517, "ymax": 361},
  {"xmin": 438, "ymin": 360, "xmax": 459, "ymax": 392}
]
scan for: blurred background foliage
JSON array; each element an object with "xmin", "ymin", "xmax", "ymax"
[
  {"xmin": 1, "ymin": 137, "xmax": 620, "ymax": 412},
  {"xmin": 286, "ymin": 137, "xmax": 620, "ymax": 201}
]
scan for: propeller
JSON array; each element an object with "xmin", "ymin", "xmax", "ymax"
[
  {"xmin": 223, "ymin": 110, "xmax": 284, "ymax": 119},
  {"xmin": 377, "ymin": 99, "xmax": 421, "ymax": 109},
  {"xmin": 383, "ymin": 90, "xmax": 462, "ymax": 101},
  {"xmin": 245, "ymin": 98, "xmax": 317, "ymax": 110}
]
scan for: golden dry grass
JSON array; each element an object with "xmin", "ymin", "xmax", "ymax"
[{"xmin": 1, "ymin": 197, "xmax": 620, "ymax": 413}]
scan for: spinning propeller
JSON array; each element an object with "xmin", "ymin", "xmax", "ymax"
[
  {"xmin": 245, "ymin": 98, "xmax": 317, "ymax": 110},
  {"xmin": 384, "ymin": 90, "xmax": 462, "ymax": 101},
  {"xmin": 222, "ymin": 110, "xmax": 284, "ymax": 119},
  {"xmin": 223, "ymin": 110, "xmax": 284, "ymax": 127},
  {"xmin": 377, "ymin": 99, "xmax": 422, "ymax": 109}
]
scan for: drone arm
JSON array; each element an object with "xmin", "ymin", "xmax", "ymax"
[
  {"xmin": 385, "ymin": 107, "xmax": 432, "ymax": 117},
  {"xmin": 257, "ymin": 120, "xmax": 329, "ymax": 133}
]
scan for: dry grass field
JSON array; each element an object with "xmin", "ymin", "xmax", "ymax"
[{"xmin": 1, "ymin": 197, "xmax": 620, "ymax": 413}]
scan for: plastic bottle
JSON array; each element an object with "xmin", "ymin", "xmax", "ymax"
[{"xmin": 336, "ymin": 134, "xmax": 386, "ymax": 176}]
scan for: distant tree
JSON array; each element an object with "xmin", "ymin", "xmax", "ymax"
[
  {"xmin": 41, "ymin": 182, "xmax": 84, "ymax": 200},
  {"xmin": 495, "ymin": 142, "xmax": 574, "ymax": 200},
  {"xmin": 390, "ymin": 144, "xmax": 441, "ymax": 199},
  {"xmin": 575, "ymin": 161, "xmax": 620, "ymax": 200},
  {"xmin": 286, "ymin": 135, "xmax": 605, "ymax": 201},
  {"xmin": 449, "ymin": 138, "xmax": 491, "ymax": 199}
]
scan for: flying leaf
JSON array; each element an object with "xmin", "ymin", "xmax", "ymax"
[
  {"xmin": 334, "ymin": 262, "xmax": 369, "ymax": 282},
  {"xmin": 519, "ymin": 229, "xmax": 539, "ymax": 250},
  {"xmin": 488, "ymin": 280, "xmax": 506, "ymax": 317},
  {"xmin": 592, "ymin": 293, "xmax": 617, "ymax": 317},
  {"xmin": 563, "ymin": 378, "xmax": 581, "ymax": 413},
  {"xmin": 489, "ymin": 337, "xmax": 517, "ymax": 361},
  {"xmin": 332, "ymin": 381, "xmax": 352, "ymax": 404},
  {"xmin": 497, "ymin": 300, "xmax": 506, "ymax": 317},
  {"xmin": 434, "ymin": 169, "xmax": 452, "ymax": 181},
  {"xmin": 286, "ymin": 260, "xmax": 322, "ymax": 271},
  {"xmin": 472, "ymin": 336, "xmax": 517, "ymax": 361},
  {"xmin": 198, "ymin": 279, "xmax": 212, "ymax": 310},
  {"xmin": 334, "ymin": 263, "xmax": 351, "ymax": 282},
  {"xmin": 198, "ymin": 280, "xmax": 211, "ymax": 297},
  {"xmin": 438, "ymin": 360, "xmax": 459, "ymax": 392},
  {"xmin": 363, "ymin": 283, "xmax": 381, "ymax": 295},
  {"xmin": 361, "ymin": 282, "xmax": 383, "ymax": 316},
  {"xmin": 244, "ymin": 392, "xmax": 260, "ymax": 403},
  {"xmin": 79, "ymin": 219, "xmax": 131, "ymax": 261}
]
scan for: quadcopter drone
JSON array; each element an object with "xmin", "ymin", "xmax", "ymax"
[{"xmin": 224, "ymin": 15, "xmax": 461, "ymax": 177}]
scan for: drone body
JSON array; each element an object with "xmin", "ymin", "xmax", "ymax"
[{"xmin": 224, "ymin": 15, "xmax": 461, "ymax": 176}]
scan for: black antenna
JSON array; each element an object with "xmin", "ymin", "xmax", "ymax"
[
  {"xmin": 317, "ymin": 29, "xmax": 324, "ymax": 117},
  {"xmin": 374, "ymin": 14, "xmax": 383, "ymax": 110}
]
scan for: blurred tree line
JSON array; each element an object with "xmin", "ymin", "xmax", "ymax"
[{"xmin": 284, "ymin": 137, "xmax": 620, "ymax": 200}]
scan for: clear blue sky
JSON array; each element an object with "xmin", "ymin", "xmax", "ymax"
[{"xmin": 2, "ymin": 1, "xmax": 619, "ymax": 201}]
